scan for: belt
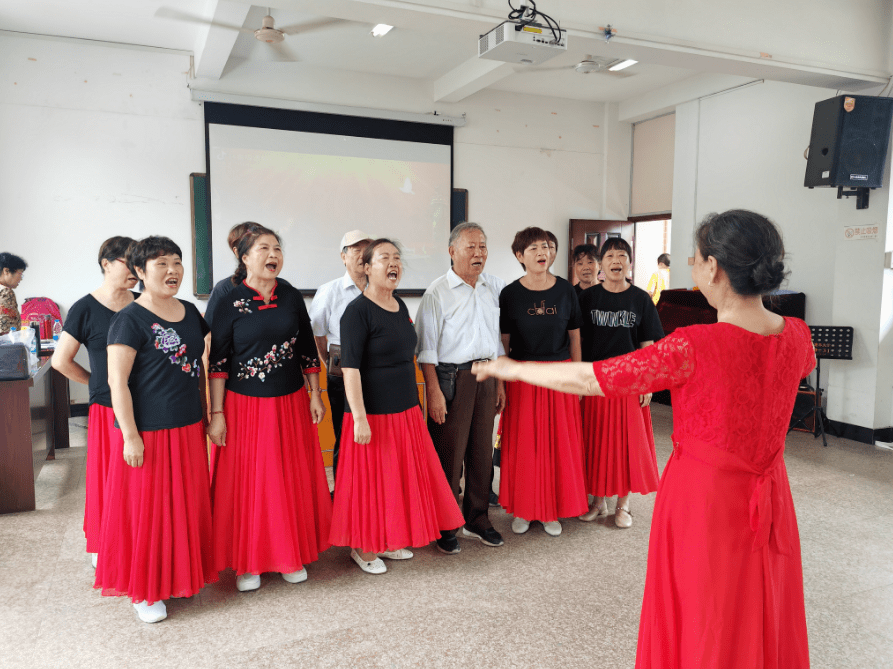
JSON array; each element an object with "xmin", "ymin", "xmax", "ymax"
[{"xmin": 454, "ymin": 358, "xmax": 491, "ymax": 371}]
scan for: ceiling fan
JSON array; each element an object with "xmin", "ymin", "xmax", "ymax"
[
  {"xmin": 519, "ymin": 55, "xmax": 637, "ymax": 78},
  {"xmin": 155, "ymin": 6, "xmax": 343, "ymax": 61}
]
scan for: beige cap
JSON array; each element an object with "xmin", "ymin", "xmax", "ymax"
[{"xmin": 339, "ymin": 230, "xmax": 373, "ymax": 251}]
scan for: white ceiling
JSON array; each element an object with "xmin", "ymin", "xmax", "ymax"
[
  {"xmin": 228, "ymin": 5, "xmax": 474, "ymax": 80},
  {"xmin": 0, "ymin": 1, "xmax": 886, "ymax": 104},
  {"xmin": 0, "ymin": 1, "xmax": 206, "ymax": 51},
  {"xmin": 0, "ymin": 1, "xmax": 699, "ymax": 103}
]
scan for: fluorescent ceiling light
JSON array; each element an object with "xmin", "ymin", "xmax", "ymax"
[
  {"xmin": 609, "ymin": 59, "xmax": 638, "ymax": 71},
  {"xmin": 371, "ymin": 24, "xmax": 393, "ymax": 37}
]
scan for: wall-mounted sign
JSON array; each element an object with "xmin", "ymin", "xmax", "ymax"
[{"xmin": 842, "ymin": 225, "xmax": 879, "ymax": 240}]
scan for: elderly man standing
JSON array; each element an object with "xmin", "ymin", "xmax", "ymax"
[
  {"xmin": 309, "ymin": 230, "xmax": 372, "ymax": 484},
  {"xmin": 416, "ymin": 222, "xmax": 506, "ymax": 554}
]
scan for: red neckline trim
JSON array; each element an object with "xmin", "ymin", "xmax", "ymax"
[{"xmin": 243, "ymin": 279, "xmax": 279, "ymax": 304}]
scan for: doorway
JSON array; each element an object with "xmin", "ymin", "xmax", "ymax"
[{"xmin": 630, "ymin": 215, "xmax": 672, "ymax": 291}]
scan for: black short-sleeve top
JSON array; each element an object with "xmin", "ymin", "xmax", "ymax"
[
  {"xmin": 63, "ymin": 292, "xmax": 138, "ymax": 407},
  {"xmin": 499, "ymin": 277, "xmax": 583, "ymax": 361},
  {"xmin": 204, "ymin": 275, "xmax": 292, "ymax": 326},
  {"xmin": 339, "ymin": 294, "xmax": 420, "ymax": 415},
  {"xmin": 208, "ymin": 281, "xmax": 320, "ymax": 398},
  {"xmin": 578, "ymin": 284, "xmax": 665, "ymax": 362},
  {"xmin": 107, "ymin": 300, "xmax": 210, "ymax": 432}
]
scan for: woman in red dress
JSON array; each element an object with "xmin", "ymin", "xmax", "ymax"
[
  {"xmin": 474, "ymin": 210, "xmax": 814, "ymax": 668},
  {"xmin": 52, "ymin": 236, "xmax": 137, "ymax": 568},
  {"xmin": 99, "ymin": 236, "xmax": 216, "ymax": 623},
  {"xmin": 329, "ymin": 239, "xmax": 463, "ymax": 574},
  {"xmin": 206, "ymin": 224, "xmax": 332, "ymax": 592},
  {"xmin": 498, "ymin": 227, "xmax": 588, "ymax": 537}
]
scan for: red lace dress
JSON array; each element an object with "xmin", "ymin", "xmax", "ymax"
[{"xmin": 594, "ymin": 318, "xmax": 815, "ymax": 669}]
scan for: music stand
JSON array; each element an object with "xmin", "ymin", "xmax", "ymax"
[{"xmin": 789, "ymin": 326, "xmax": 853, "ymax": 447}]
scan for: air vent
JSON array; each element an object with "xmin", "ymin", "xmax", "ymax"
[
  {"xmin": 495, "ymin": 24, "xmax": 505, "ymax": 46},
  {"xmin": 479, "ymin": 34, "xmax": 489, "ymax": 55}
]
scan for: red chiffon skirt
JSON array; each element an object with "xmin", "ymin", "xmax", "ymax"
[
  {"xmin": 500, "ymin": 375, "xmax": 588, "ymax": 522},
  {"xmin": 636, "ymin": 439, "xmax": 809, "ymax": 668},
  {"xmin": 84, "ymin": 404, "xmax": 116, "ymax": 553},
  {"xmin": 209, "ymin": 390, "xmax": 332, "ymax": 576},
  {"xmin": 94, "ymin": 422, "xmax": 216, "ymax": 604},
  {"xmin": 581, "ymin": 394, "xmax": 659, "ymax": 497},
  {"xmin": 329, "ymin": 406, "xmax": 464, "ymax": 553}
]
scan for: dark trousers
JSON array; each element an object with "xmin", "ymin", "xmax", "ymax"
[
  {"xmin": 427, "ymin": 371, "xmax": 497, "ymax": 534},
  {"xmin": 327, "ymin": 373, "xmax": 346, "ymax": 481}
]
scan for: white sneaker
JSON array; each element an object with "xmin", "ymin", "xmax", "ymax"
[
  {"xmin": 90, "ymin": 553, "xmax": 98, "ymax": 569},
  {"xmin": 236, "ymin": 573, "xmax": 261, "ymax": 592},
  {"xmin": 543, "ymin": 520, "xmax": 562, "ymax": 537},
  {"xmin": 378, "ymin": 548, "xmax": 413, "ymax": 560},
  {"xmin": 281, "ymin": 568, "xmax": 307, "ymax": 584},
  {"xmin": 133, "ymin": 600, "xmax": 167, "ymax": 623},
  {"xmin": 511, "ymin": 517, "xmax": 531, "ymax": 534}
]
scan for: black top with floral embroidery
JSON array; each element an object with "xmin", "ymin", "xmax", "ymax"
[
  {"xmin": 208, "ymin": 281, "xmax": 320, "ymax": 398},
  {"xmin": 107, "ymin": 300, "xmax": 210, "ymax": 432}
]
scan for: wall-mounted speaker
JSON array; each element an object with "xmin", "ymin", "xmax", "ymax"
[{"xmin": 804, "ymin": 95, "xmax": 893, "ymax": 189}]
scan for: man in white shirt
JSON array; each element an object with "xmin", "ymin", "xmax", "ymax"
[
  {"xmin": 416, "ymin": 222, "xmax": 506, "ymax": 554},
  {"xmin": 309, "ymin": 230, "xmax": 372, "ymax": 483}
]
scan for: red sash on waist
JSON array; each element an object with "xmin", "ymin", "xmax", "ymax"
[{"xmin": 672, "ymin": 434, "xmax": 791, "ymax": 555}]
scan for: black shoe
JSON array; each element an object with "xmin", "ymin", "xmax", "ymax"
[
  {"xmin": 435, "ymin": 532, "xmax": 461, "ymax": 555},
  {"xmin": 461, "ymin": 526, "xmax": 505, "ymax": 547},
  {"xmin": 489, "ymin": 491, "xmax": 500, "ymax": 507}
]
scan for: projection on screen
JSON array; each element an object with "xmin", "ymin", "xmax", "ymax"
[{"xmin": 208, "ymin": 124, "xmax": 451, "ymax": 292}]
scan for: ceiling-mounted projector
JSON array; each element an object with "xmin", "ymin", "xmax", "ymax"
[{"xmin": 478, "ymin": 20, "xmax": 567, "ymax": 66}]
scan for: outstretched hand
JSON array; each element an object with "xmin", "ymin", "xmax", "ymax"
[{"xmin": 472, "ymin": 357, "xmax": 520, "ymax": 383}]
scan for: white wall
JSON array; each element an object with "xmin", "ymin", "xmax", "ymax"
[
  {"xmin": 450, "ymin": 90, "xmax": 604, "ymax": 284},
  {"xmin": 1, "ymin": 35, "xmax": 205, "ymax": 403},
  {"xmin": 671, "ymin": 80, "xmax": 891, "ymax": 432},
  {"xmin": 1, "ymin": 34, "xmax": 606, "ymax": 402},
  {"xmin": 602, "ymin": 102, "xmax": 632, "ymax": 221},
  {"xmin": 671, "ymin": 81, "xmax": 840, "ymax": 317}
]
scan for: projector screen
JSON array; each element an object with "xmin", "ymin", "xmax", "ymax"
[{"xmin": 204, "ymin": 103, "xmax": 453, "ymax": 294}]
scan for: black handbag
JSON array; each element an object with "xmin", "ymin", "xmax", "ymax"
[
  {"xmin": 327, "ymin": 344, "xmax": 343, "ymax": 378},
  {"xmin": 434, "ymin": 363, "xmax": 458, "ymax": 402}
]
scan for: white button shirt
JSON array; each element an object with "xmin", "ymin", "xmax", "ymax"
[
  {"xmin": 415, "ymin": 269, "xmax": 506, "ymax": 365},
  {"xmin": 309, "ymin": 272, "xmax": 363, "ymax": 348}
]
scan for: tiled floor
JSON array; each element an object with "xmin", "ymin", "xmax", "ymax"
[{"xmin": 1, "ymin": 405, "xmax": 892, "ymax": 668}]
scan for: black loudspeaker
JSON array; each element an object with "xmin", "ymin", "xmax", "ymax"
[
  {"xmin": 790, "ymin": 388, "xmax": 821, "ymax": 434},
  {"xmin": 804, "ymin": 95, "xmax": 893, "ymax": 189}
]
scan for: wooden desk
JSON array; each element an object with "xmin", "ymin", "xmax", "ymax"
[{"xmin": 0, "ymin": 358, "xmax": 70, "ymax": 513}]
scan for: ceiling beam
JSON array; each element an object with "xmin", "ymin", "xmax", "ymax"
[
  {"xmin": 619, "ymin": 74, "xmax": 758, "ymax": 122},
  {"xmin": 193, "ymin": 0, "xmax": 252, "ymax": 80},
  {"xmin": 431, "ymin": 57, "xmax": 515, "ymax": 103},
  {"xmin": 277, "ymin": 0, "xmax": 889, "ymax": 93}
]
